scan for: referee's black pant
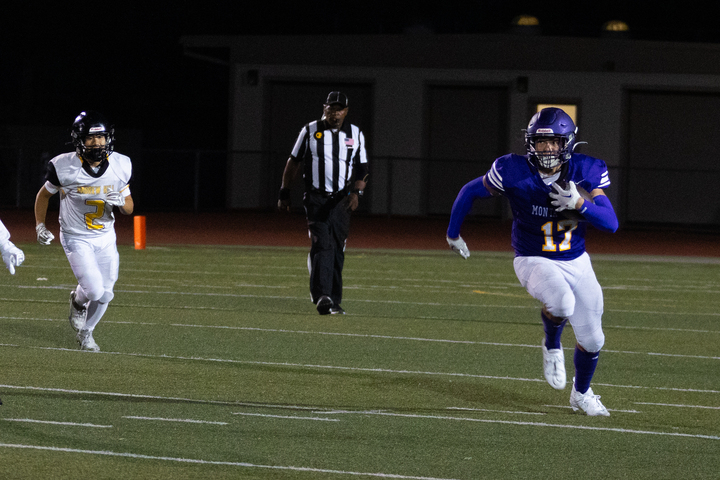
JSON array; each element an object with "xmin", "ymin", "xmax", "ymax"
[{"xmin": 304, "ymin": 190, "xmax": 351, "ymax": 306}]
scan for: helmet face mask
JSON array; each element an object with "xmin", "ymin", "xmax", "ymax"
[
  {"xmin": 71, "ymin": 111, "xmax": 115, "ymax": 163},
  {"xmin": 524, "ymin": 108, "xmax": 577, "ymax": 170},
  {"xmin": 526, "ymin": 134, "xmax": 572, "ymax": 170}
]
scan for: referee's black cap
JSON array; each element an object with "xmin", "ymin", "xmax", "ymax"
[{"xmin": 325, "ymin": 91, "xmax": 349, "ymax": 108}]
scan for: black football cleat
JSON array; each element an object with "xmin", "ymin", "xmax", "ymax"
[{"xmin": 316, "ymin": 296, "xmax": 333, "ymax": 315}]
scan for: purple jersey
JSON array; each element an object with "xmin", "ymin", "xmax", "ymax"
[{"xmin": 485, "ymin": 153, "xmax": 610, "ymax": 260}]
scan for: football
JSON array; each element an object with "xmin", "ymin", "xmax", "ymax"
[{"xmin": 553, "ymin": 181, "xmax": 593, "ymax": 221}]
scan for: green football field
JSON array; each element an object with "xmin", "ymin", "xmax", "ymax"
[{"xmin": 1, "ymin": 243, "xmax": 718, "ymax": 479}]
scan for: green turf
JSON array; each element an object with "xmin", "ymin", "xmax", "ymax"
[{"xmin": 1, "ymin": 243, "xmax": 718, "ymax": 479}]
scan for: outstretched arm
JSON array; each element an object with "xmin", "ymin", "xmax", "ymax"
[
  {"xmin": 447, "ymin": 175, "xmax": 497, "ymax": 239},
  {"xmin": 446, "ymin": 175, "xmax": 498, "ymax": 258}
]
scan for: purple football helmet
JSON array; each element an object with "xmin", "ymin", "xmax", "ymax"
[{"xmin": 524, "ymin": 107, "xmax": 578, "ymax": 170}]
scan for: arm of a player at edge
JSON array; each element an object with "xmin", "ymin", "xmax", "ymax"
[{"xmin": 447, "ymin": 175, "xmax": 495, "ymax": 239}]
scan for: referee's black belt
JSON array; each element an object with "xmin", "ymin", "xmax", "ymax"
[{"xmin": 309, "ymin": 188, "xmax": 348, "ymax": 198}]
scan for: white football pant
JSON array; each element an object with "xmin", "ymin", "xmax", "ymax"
[
  {"xmin": 61, "ymin": 231, "xmax": 119, "ymax": 331},
  {"xmin": 513, "ymin": 252, "xmax": 605, "ymax": 353}
]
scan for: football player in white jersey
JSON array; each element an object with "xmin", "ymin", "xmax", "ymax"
[
  {"xmin": 0, "ymin": 219, "xmax": 24, "ymax": 276},
  {"xmin": 0, "ymin": 219, "xmax": 24, "ymax": 404},
  {"xmin": 34, "ymin": 111, "xmax": 134, "ymax": 352}
]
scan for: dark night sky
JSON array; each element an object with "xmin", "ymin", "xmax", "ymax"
[{"xmin": 2, "ymin": 1, "xmax": 718, "ymax": 150}]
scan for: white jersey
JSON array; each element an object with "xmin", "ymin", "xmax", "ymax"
[
  {"xmin": 0, "ymin": 219, "xmax": 9, "ymax": 245},
  {"xmin": 45, "ymin": 152, "xmax": 132, "ymax": 237}
]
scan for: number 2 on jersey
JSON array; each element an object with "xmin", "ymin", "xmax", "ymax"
[
  {"xmin": 541, "ymin": 220, "xmax": 577, "ymax": 252},
  {"xmin": 85, "ymin": 200, "xmax": 106, "ymax": 230}
]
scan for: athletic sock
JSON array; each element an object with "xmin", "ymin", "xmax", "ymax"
[
  {"xmin": 573, "ymin": 346, "xmax": 599, "ymax": 394},
  {"xmin": 84, "ymin": 301, "xmax": 109, "ymax": 331},
  {"xmin": 541, "ymin": 311, "xmax": 567, "ymax": 350}
]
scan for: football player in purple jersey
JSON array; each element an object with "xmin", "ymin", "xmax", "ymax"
[{"xmin": 446, "ymin": 107, "xmax": 618, "ymax": 416}]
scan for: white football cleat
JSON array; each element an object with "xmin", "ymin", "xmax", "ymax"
[
  {"xmin": 77, "ymin": 329, "xmax": 100, "ymax": 352},
  {"xmin": 542, "ymin": 339, "xmax": 566, "ymax": 390},
  {"xmin": 68, "ymin": 290, "xmax": 87, "ymax": 332},
  {"xmin": 570, "ymin": 382, "xmax": 610, "ymax": 416}
]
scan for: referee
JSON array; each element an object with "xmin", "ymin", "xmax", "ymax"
[{"xmin": 278, "ymin": 91, "xmax": 369, "ymax": 315}]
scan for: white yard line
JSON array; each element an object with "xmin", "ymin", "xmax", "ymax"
[
  {"xmin": 0, "ymin": 383, "xmax": 716, "ymax": 440},
  {"xmin": 168, "ymin": 323, "xmax": 720, "ymax": 359},
  {"xmin": 3, "ymin": 340, "xmax": 720, "ymax": 397},
  {"xmin": 0, "ymin": 443, "xmax": 458, "ymax": 480},
  {"xmin": 171, "ymin": 324, "xmax": 544, "ymax": 348},
  {"xmin": 315, "ymin": 410, "xmax": 720, "ymax": 440},
  {"xmin": 543, "ymin": 405, "xmax": 642, "ymax": 413},
  {"xmin": 231, "ymin": 412, "xmax": 339, "ymax": 422},
  {"xmin": 6, "ymin": 286, "xmax": 720, "ymax": 319},
  {"xmin": 634, "ymin": 402, "xmax": 720, "ymax": 410},
  {"xmin": 122, "ymin": 416, "xmax": 228, "ymax": 425},
  {"xmin": 446, "ymin": 407, "xmax": 545, "ymax": 416},
  {"xmin": 3, "ymin": 418, "xmax": 112, "ymax": 428},
  {"xmin": 0, "ymin": 384, "xmax": 246, "ymax": 406},
  {"xmin": 2, "ymin": 316, "xmax": 717, "ymax": 360}
]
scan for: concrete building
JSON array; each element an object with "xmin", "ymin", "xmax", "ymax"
[{"xmin": 182, "ymin": 32, "xmax": 720, "ymax": 227}]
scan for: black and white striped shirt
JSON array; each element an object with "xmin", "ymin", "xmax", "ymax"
[{"xmin": 290, "ymin": 118, "xmax": 368, "ymax": 194}]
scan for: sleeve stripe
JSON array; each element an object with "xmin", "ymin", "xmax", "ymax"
[
  {"xmin": 487, "ymin": 163, "xmax": 504, "ymax": 191},
  {"xmin": 598, "ymin": 170, "xmax": 610, "ymax": 188}
]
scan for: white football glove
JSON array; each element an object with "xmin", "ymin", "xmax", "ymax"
[
  {"xmin": 1, "ymin": 241, "xmax": 24, "ymax": 275},
  {"xmin": 36, "ymin": 223, "xmax": 55, "ymax": 245},
  {"xmin": 550, "ymin": 181, "xmax": 582, "ymax": 212},
  {"xmin": 447, "ymin": 235, "xmax": 470, "ymax": 259},
  {"xmin": 105, "ymin": 190, "xmax": 126, "ymax": 207}
]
